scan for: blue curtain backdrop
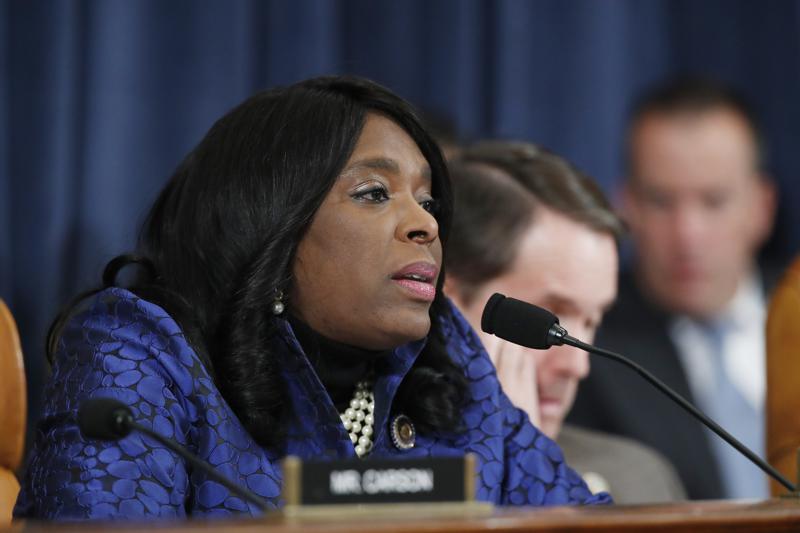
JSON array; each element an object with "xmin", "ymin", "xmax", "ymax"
[{"xmin": 3, "ymin": 0, "xmax": 800, "ymax": 433}]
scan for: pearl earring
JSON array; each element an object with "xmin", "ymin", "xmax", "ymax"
[{"xmin": 271, "ymin": 290, "xmax": 285, "ymax": 316}]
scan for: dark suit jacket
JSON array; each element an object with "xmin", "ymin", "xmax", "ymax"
[{"xmin": 567, "ymin": 271, "xmax": 725, "ymax": 500}]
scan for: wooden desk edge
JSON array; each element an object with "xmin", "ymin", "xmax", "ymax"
[{"xmin": 8, "ymin": 498, "xmax": 800, "ymax": 532}]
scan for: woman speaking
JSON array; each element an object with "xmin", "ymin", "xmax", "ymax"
[{"xmin": 15, "ymin": 76, "xmax": 610, "ymax": 519}]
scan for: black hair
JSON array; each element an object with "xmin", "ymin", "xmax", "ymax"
[
  {"xmin": 626, "ymin": 76, "xmax": 767, "ymax": 174},
  {"xmin": 48, "ymin": 75, "xmax": 467, "ymax": 448},
  {"xmin": 446, "ymin": 141, "xmax": 624, "ymax": 305}
]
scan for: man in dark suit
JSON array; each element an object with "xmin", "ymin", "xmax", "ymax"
[
  {"xmin": 444, "ymin": 140, "xmax": 685, "ymax": 503},
  {"xmin": 568, "ymin": 78, "xmax": 776, "ymax": 500}
]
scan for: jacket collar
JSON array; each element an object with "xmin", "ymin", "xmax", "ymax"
[{"xmin": 274, "ymin": 319, "xmax": 427, "ymax": 457}]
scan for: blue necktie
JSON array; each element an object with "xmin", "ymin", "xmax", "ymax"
[{"xmin": 699, "ymin": 320, "xmax": 768, "ymax": 499}]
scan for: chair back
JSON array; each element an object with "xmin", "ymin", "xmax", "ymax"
[
  {"xmin": 767, "ymin": 257, "xmax": 800, "ymax": 496},
  {"xmin": 0, "ymin": 300, "xmax": 25, "ymax": 522}
]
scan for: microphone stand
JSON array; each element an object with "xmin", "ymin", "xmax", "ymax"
[{"xmin": 556, "ymin": 330, "xmax": 797, "ymax": 494}]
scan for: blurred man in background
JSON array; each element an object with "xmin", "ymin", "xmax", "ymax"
[
  {"xmin": 445, "ymin": 141, "xmax": 685, "ymax": 502},
  {"xmin": 569, "ymin": 78, "xmax": 776, "ymax": 500}
]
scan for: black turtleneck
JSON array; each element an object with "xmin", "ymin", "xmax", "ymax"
[{"xmin": 287, "ymin": 314, "xmax": 383, "ymax": 412}]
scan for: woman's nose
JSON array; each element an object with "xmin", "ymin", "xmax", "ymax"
[{"xmin": 397, "ymin": 195, "xmax": 439, "ymax": 245}]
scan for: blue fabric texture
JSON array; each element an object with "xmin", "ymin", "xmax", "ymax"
[{"xmin": 14, "ymin": 287, "xmax": 610, "ymax": 520}]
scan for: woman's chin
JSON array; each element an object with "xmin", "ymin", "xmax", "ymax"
[{"xmin": 369, "ymin": 312, "xmax": 432, "ymax": 350}]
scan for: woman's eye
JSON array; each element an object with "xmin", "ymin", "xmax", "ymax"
[
  {"xmin": 420, "ymin": 198, "xmax": 439, "ymax": 215},
  {"xmin": 353, "ymin": 186, "xmax": 390, "ymax": 203}
]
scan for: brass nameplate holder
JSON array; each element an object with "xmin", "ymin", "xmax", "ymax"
[{"xmin": 280, "ymin": 453, "xmax": 492, "ymax": 520}]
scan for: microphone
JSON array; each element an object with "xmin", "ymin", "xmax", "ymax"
[
  {"xmin": 481, "ymin": 293, "xmax": 797, "ymax": 494},
  {"xmin": 481, "ymin": 293, "xmax": 568, "ymax": 349},
  {"xmin": 78, "ymin": 398, "xmax": 269, "ymax": 513}
]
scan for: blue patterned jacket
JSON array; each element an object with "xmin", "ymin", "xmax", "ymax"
[{"xmin": 15, "ymin": 288, "xmax": 610, "ymax": 520}]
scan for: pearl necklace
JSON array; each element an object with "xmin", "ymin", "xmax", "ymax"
[{"xmin": 340, "ymin": 380, "xmax": 375, "ymax": 457}]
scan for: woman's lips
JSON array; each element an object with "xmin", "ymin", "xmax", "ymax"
[
  {"xmin": 391, "ymin": 261, "xmax": 438, "ymax": 302},
  {"xmin": 392, "ymin": 278, "xmax": 436, "ymax": 301}
]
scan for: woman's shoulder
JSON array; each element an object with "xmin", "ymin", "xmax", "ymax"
[
  {"xmin": 63, "ymin": 286, "xmax": 187, "ymax": 342},
  {"xmin": 433, "ymin": 299, "xmax": 610, "ymax": 506},
  {"xmin": 17, "ymin": 288, "xmax": 274, "ymax": 520},
  {"xmin": 52, "ymin": 287, "xmax": 213, "ymax": 413},
  {"xmin": 61, "ymin": 287, "xmax": 198, "ymax": 360}
]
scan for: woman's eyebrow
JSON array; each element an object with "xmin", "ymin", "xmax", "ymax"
[
  {"xmin": 344, "ymin": 157, "xmax": 400, "ymax": 175},
  {"xmin": 341, "ymin": 157, "xmax": 433, "ymax": 186}
]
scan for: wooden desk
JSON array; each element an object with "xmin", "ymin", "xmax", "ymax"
[{"xmin": 6, "ymin": 499, "xmax": 800, "ymax": 533}]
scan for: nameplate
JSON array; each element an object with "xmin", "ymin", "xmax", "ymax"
[{"xmin": 281, "ymin": 454, "xmax": 476, "ymax": 506}]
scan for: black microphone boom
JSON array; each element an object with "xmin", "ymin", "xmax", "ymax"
[
  {"xmin": 481, "ymin": 293, "xmax": 796, "ymax": 494},
  {"xmin": 78, "ymin": 398, "xmax": 270, "ymax": 513}
]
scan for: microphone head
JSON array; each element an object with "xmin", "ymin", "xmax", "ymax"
[
  {"xmin": 480, "ymin": 293, "xmax": 505, "ymax": 334},
  {"xmin": 480, "ymin": 293, "xmax": 560, "ymax": 349},
  {"xmin": 78, "ymin": 398, "xmax": 134, "ymax": 441}
]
